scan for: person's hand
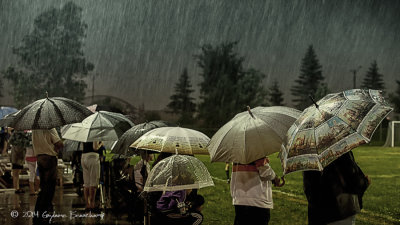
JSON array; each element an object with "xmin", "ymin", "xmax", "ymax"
[
  {"xmin": 365, "ymin": 175, "xmax": 371, "ymax": 186},
  {"xmin": 273, "ymin": 176, "xmax": 285, "ymax": 187}
]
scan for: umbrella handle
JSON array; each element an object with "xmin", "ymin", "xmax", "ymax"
[
  {"xmin": 247, "ymin": 106, "xmax": 255, "ymax": 118},
  {"xmin": 308, "ymin": 95, "xmax": 319, "ymax": 109}
]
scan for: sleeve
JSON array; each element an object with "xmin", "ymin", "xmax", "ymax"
[
  {"xmin": 257, "ymin": 163, "xmax": 276, "ymax": 181},
  {"xmin": 49, "ymin": 128, "xmax": 61, "ymax": 144}
]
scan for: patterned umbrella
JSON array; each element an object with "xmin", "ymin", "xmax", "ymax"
[
  {"xmin": 130, "ymin": 127, "xmax": 210, "ymax": 155},
  {"xmin": 280, "ymin": 89, "xmax": 393, "ymax": 175},
  {"xmin": 0, "ymin": 111, "xmax": 18, "ymax": 127},
  {"xmin": 7, "ymin": 97, "xmax": 93, "ymax": 130},
  {"xmin": 208, "ymin": 106, "xmax": 301, "ymax": 164},
  {"xmin": 0, "ymin": 107, "xmax": 18, "ymax": 120},
  {"xmin": 144, "ymin": 154, "xmax": 214, "ymax": 192},
  {"xmin": 111, "ymin": 120, "xmax": 175, "ymax": 157},
  {"xmin": 61, "ymin": 111, "xmax": 134, "ymax": 142}
]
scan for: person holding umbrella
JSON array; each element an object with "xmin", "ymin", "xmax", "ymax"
[
  {"xmin": 303, "ymin": 151, "xmax": 370, "ymax": 225},
  {"xmin": 231, "ymin": 157, "xmax": 284, "ymax": 225},
  {"xmin": 32, "ymin": 128, "xmax": 63, "ymax": 224},
  {"xmin": 81, "ymin": 141, "xmax": 103, "ymax": 211}
]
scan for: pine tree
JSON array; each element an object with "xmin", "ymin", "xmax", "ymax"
[
  {"xmin": 361, "ymin": 60, "xmax": 385, "ymax": 92},
  {"xmin": 196, "ymin": 42, "xmax": 268, "ymax": 127},
  {"xmin": 167, "ymin": 68, "xmax": 196, "ymax": 125},
  {"xmin": 268, "ymin": 80, "xmax": 284, "ymax": 106},
  {"xmin": 2, "ymin": 2, "xmax": 93, "ymax": 107},
  {"xmin": 291, "ymin": 45, "xmax": 324, "ymax": 110}
]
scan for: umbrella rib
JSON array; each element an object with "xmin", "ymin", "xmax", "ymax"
[
  {"xmin": 48, "ymin": 98, "xmax": 67, "ymax": 126},
  {"xmin": 32, "ymin": 100, "xmax": 46, "ymax": 129}
]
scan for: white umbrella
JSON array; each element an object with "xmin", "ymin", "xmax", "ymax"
[
  {"xmin": 144, "ymin": 154, "xmax": 214, "ymax": 192},
  {"xmin": 130, "ymin": 127, "xmax": 210, "ymax": 155},
  {"xmin": 208, "ymin": 106, "xmax": 301, "ymax": 164},
  {"xmin": 61, "ymin": 111, "xmax": 134, "ymax": 142}
]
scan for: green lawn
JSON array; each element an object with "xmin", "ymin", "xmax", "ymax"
[{"xmin": 195, "ymin": 146, "xmax": 400, "ymax": 225}]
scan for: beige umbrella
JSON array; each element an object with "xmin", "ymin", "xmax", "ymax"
[
  {"xmin": 208, "ymin": 106, "xmax": 301, "ymax": 164},
  {"xmin": 129, "ymin": 127, "xmax": 209, "ymax": 155}
]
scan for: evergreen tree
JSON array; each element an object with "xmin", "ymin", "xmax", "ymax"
[
  {"xmin": 167, "ymin": 68, "xmax": 196, "ymax": 125},
  {"xmin": 361, "ymin": 60, "xmax": 385, "ymax": 92},
  {"xmin": 2, "ymin": 2, "xmax": 93, "ymax": 107},
  {"xmin": 291, "ymin": 45, "xmax": 324, "ymax": 110},
  {"xmin": 196, "ymin": 42, "xmax": 268, "ymax": 127},
  {"xmin": 389, "ymin": 80, "xmax": 400, "ymax": 113},
  {"xmin": 268, "ymin": 80, "xmax": 284, "ymax": 106}
]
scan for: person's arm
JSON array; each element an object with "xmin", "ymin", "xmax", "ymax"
[
  {"xmin": 49, "ymin": 129, "xmax": 63, "ymax": 153},
  {"xmin": 255, "ymin": 157, "xmax": 285, "ymax": 187}
]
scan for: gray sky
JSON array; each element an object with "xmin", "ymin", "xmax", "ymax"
[{"xmin": 0, "ymin": 0, "xmax": 399, "ymax": 109}]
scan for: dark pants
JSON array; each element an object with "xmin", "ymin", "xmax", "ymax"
[
  {"xmin": 33, "ymin": 155, "xmax": 57, "ymax": 224},
  {"xmin": 234, "ymin": 205, "xmax": 270, "ymax": 225}
]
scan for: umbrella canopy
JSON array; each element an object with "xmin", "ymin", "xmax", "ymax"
[
  {"xmin": 208, "ymin": 106, "xmax": 301, "ymax": 164},
  {"xmin": 7, "ymin": 97, "xmax": 93, "ymax": 130},
  {"xmin": 0, "ymin": 111, "xmax": 18, "ymax": 127},
  {"xmin": 280, "ymin": 89, "xmax": 393, "ymax": 175},
  {"xmin": 144, "ymin": 154, "xmax": 214, "ymax": 192},
  {"xmin": 61, "ymin": 111, "xmax": 134, "ymax": 142},
  {"xmin": 63, "ymin": 139, "xmax": 82, "ymax": 152},
  {"xmin": 130, "ymin": 127, "xmax": 210, "ymax": 155},
  {"xmin": 0, "ymin": 107, "xmax": 18, "ymax": 120},
  {"xmin": 111, "ymin": 120, "xmax": 175, "ymax": 157}
]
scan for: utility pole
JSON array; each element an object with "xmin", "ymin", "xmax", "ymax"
[
  {"xmin": 91, "ymin": 73, "xmax": 96, "ymax": 104},
  {"xmin": 350, "ymin": 66, "xmax": 362, "ymax": 89}
]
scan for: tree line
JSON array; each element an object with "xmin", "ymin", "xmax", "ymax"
[
  {"xmin": 168, "ymin": 43, "xmax": 400, "ymax": 127},
  {"xmin": 0, "ymin": 2, "xmax": 399, "ymax": 128}
]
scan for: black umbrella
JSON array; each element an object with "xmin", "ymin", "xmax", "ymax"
[
  {"xmin": 111, "ymin": 120, "xmax": 175, "ymax": 157},
  {"xmin": 9, "ymin": 97, "xmax": 93, "ymax": 130}
]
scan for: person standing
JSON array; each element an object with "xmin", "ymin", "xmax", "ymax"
[
  {"xmin": 81, "ymin": 141, "xmax": 102, "ymax": 210},
  {"xmin": 10, "ymin": 129, "xmax": 30, "ymax": 194},
  {"xmin": 303, "ymin": 151, "xmax": 370, "ymax": 225},
  {"xmin": 23, "ymin": 131, "xmax": 40, "ymax": 195},
  {"xmin": 231, "ymin": 157, "xmax": 284, "ymax": 225},
  {"xmin": 32, "ymin": 128, "xmax": 63, "ymax": 224}
]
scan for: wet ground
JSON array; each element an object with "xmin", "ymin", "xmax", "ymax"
[{"xmin": 0, "ymin": 186, "xmax": 133, "ymax": 225}]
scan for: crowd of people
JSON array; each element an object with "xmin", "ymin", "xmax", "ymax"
[{"xmin": 0, "ymin": 126, "xmax": 371, "ymax": 225}]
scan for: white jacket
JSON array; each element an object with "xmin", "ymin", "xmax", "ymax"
[{"xmin": 230, "ymin": 160, "xmax": 276, "ymax": 209}]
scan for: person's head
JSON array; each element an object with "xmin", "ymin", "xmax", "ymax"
[{"xmin": 140, "ymin": 151, "xmax": 153, "ymax": 162}]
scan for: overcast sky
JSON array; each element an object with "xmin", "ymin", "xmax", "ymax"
[{"xmin": 1, "ymin": 0, "xmax": 399, "ymax": 109}]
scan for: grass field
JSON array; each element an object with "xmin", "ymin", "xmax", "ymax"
[{"xmin": 194, "ymin": 146, "xmax": 400, "ymax": 225}]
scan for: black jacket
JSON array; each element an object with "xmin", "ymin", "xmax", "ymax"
[{"xmin": 303, "ymin": 152, "xmax": 369, "ymax": 224}]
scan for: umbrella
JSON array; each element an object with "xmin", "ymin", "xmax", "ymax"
[
  {"xmin": 144, "ymin": 154, "xmax": 214, "ymax": 192},
  {"xmin": 63, "ymin": 139, "xmax": 82, "ymax": 152},
  {"xmin": 0, "ymin": 107, "xmax": 18, "ymax": 120},
  {"xmin": 61, "ymin": 111, "xmax": 134, "ymax": 142},
  {"xmin": 130, "ymin": 127, "xmax": 210, "ymax": 155},
  {"xmin": 7, "ymin": 97, "xmax": 93, "ymax": 130},
  {"xmin": 280, "ymin": 89, "xmax": 393, "ymax": 175},
  {"xmin": 0, "ymin": 111, "xmax": 19, "ymax": 127},
  {"xmin": 208, "ymin": 106, "xmax": 301, "ymax": 164},
  {"xmin": 111, "ymin": 120, "xmax": 176, "ymax": 157}
]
